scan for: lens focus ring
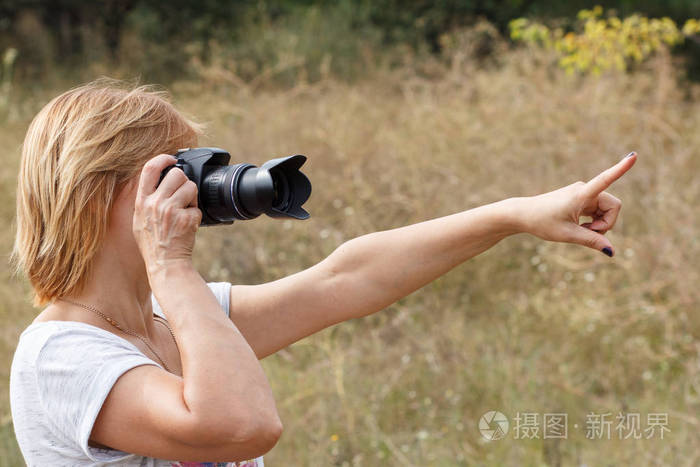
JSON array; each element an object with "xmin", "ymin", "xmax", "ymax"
[
  {"xmin": 204, "ymin": 169, "xmax": 226, "ymax": 211},
  {"xmin": 228, "ymin": 164, "xmax": 254, "ymax": 219}
]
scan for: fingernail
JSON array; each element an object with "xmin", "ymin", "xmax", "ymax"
[
  {"xmin": 601, "ymin": 247, "xmax": 613, "ymax": 257},
  {"xmin": 624, "ymin": 151, "xmax": 636, "ymax": 159}
]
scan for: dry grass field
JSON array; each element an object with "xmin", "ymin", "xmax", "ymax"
[{"xmin": 0, "ymin": 45, "xmax": 698, "ymax": 465}]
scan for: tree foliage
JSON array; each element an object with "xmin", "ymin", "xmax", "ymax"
[
  {"xmin": 3, "ymin": 1, "xmax": 700, "ymax": 82},
  {"xmin": 510, "ymin": 6, "xmax": 700, "ymax": 75}
]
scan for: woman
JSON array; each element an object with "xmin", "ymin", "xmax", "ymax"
[{"xmin": 9, "ymin": 80, "xmax": 635, "ymax": 466}]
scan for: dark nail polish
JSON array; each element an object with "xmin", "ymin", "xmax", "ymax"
[
  {"xmin": 624, "ymin": 152, "xmax": 636, "ymax": 159},
  {"xmin": 601, "ymin": 247, "xmax": 613, "ymax": 257}
]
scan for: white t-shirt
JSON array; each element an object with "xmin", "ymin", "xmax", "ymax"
[{"xmin": 9, "ymin": 282, "xmax": 265, "ymax": 467}]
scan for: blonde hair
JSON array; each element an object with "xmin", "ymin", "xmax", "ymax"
[{"xmin": 11, "ymin": 79, "xmax": 202, "ymax": 307}]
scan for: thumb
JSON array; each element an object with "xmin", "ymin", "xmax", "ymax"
[{"xmin": 570, "ymin": 225, "xmax": 615, "ymax": 257}]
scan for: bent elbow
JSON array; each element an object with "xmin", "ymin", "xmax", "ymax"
[
  {"xmin": 189, "ymin": 409, "xmax": 283, "ymax": 459},
  {"xmin": 254, "ymin": 415, "xmax": 284, "ymax": 453},
  {"xmin": 224, "ymin": 413, "xmax": 283, "ymax": 458}
]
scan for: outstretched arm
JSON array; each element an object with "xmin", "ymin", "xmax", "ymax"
[{"xmin": 228, "ymin": 153, "xmax": 637, "ymax": 359}]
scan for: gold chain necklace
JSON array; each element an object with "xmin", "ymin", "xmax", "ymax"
[{"xmin": 58, "ymin": 298, "xmax": 178, "ymax": 373}]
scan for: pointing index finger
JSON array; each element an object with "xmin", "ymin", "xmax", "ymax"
[{"xmin": 583, "ymin": 152, "xmax": 637, "ymax": 197}]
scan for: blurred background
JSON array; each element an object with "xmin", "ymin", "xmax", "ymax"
[{"xmin": 1, "ymin": 1, "xmax": 699, "ymax": 465}]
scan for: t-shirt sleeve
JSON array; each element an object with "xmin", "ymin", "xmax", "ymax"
[
  {"xmin": 151, "ymin": 281, "xmax": 232, "ymax": 319},
  {"xmin": 34, "ymin": 324, "xmax": 161, "ymax": 462}
]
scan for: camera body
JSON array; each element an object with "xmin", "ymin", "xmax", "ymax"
[{"xmin": 160, "ymin": 147, "xmax": 311, "ymax": 226}]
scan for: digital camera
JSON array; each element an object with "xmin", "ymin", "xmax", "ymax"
[{"xmin": 159, "ymin": 147, "xmax": 311, "ymax": 226}]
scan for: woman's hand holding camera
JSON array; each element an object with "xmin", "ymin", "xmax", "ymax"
[{"xmin": 133, "ymin": 154, "xmax": 202, "ymax": 276}]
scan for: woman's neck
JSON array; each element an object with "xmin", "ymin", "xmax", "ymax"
[{"xmin": 59, "ymin": 239, "xmax": 158, "ymax": 339}]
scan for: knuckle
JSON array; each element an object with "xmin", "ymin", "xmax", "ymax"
[
  {"xmin": 585, "ymin": 236, "xmax": 599, "ymax": 248},
  {"xmin": 192, "ymin": 209, "xmax": 203, "ymax": 224},
  {"xmin": 143, "ymin": 164, "xmax": 158, "ymax": 175},
  {"xmin": 183, "ymin": 181, "xmax": 198, "ymax": 196},
  {"xmin": 560, "ymin": 227, "xmax": 579, "ymax": 243},
  {"xmin": 145, "ymin": 155, "xmax": 174, "ymax": 172},
  {"xmin": 160, "ymin": 202, "xmax": 175, "ymax": 217},
  {"xmin": 172, "ymin": 167, "xmax": 187, "ymax": 182},
  {"xmin": 187, "ymin": 186, "xmax": 199, "ymax": 200},
  {"xmin": 561, "ymin": 231, "xmax": 576, "ymax": 243},
  {"xmin": 143, "ymin": 197, "xmax": 157, "ymax": 212}
]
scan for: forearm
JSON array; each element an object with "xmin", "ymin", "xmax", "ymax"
[
  {"xmin": 149, "ymin": 263, "xmax": 279, "ymax": 436},
  {"xmin": 322, "ymin": 197, "xmax": 525, "ymax": 318},
  {"xmin": 226, "ymin": 198, "xmax": 527, "ymax": 359}
]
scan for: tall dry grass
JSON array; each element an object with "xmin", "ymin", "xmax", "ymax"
[{"xmin": 0, "ymin": 44, "xmax": 698, "ymax": 465}]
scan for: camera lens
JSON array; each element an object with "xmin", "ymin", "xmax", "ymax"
[
  {"xmin": 198, "ymin": 154, "xmax": 310, "ymax": 223},
  {"xmin": 200, "ymin": 165, "xmax": 243, "ymax": 222},
  {"xmin": 271, "ymin": 171, "xmax": 290, "ymax": 210},
  {"xmin": 157, "ymin": 148, "xmax": 310, "ymax": 225}
]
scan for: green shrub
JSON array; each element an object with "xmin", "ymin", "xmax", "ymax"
[{"xmin": 510, "ymin": 6, "xmax": 700, "ymax": 74}]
